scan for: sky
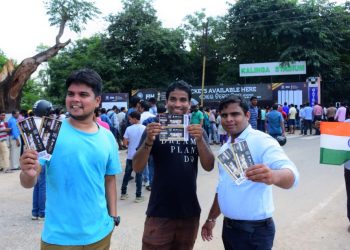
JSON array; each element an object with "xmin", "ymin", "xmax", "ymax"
[{"xmin": 0, "ymin": 0, "xmax": 235, "ymax": 62}]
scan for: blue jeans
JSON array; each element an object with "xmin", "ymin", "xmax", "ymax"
[
  {"xmin": 32, "ymin": 166, "xmax": 46, "ymax": 217},
  {"xmin": 143, "ymin": 165, "xmax": 149, "ymax": 183},
  {"xmin": 148, "ymin": 156, "xmax": 154, "ymax": 186},
  {"xmin": 121, "ymin": 159, "xmax": 142, "ymax": 197},
  {"xmin": 222, "ymin": 217, "xmax": 275, "ymax": 250}
]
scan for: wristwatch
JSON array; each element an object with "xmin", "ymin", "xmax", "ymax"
[{"xmin": 112, "ymin": 216, "xmax": 121, "ymax": 227}]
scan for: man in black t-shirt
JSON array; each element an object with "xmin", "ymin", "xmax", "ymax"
[{"xmin": 133, "ymin": 80, "xmax": 215, "ymax": 249}]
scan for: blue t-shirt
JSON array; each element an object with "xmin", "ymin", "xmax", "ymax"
[
  {"xmin": 267, "ymin": 110, "xmax": 283, "ymax": 135},
  {"xmin": 42, "ymin": 120, "xmax": 122, "ymax": 245}
]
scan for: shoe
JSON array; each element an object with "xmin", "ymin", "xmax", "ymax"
[
  {"xmin": 38, "ymin": 216, "xmax": 45, "ymax": 221},
  {"xmin": 146, "ymin": 186, "xmax": 151, "ymax": 191},
  {"xmin": 120, "ymin": 194, "xmax": 128, "ymax": 200},
  {"xmin": 4, "ymin": 169, "xmax": 13, "ymax": 173},
  {"xmin": 128, "ymin": 176, "xmax": 134, "ymax": 182},
  {"xmin": 143, "ymin": 181, "xmax": 149, "ymax": 187},
  {"xmin": 0, "ymin": 168, "xmax": 3, "ymax": 172},
  {"xmin": 135, "ymin": 196, "xmax": 145, "ymax": 203},
  {"xmin": 11, "ymin": 167, "xmax": 21, "ymax": 170},
  {"xmin": 31, "ymin": 215, "xmax": 38, "ymax": 220}
]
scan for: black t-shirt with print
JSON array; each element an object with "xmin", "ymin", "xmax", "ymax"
[{"xmin": 140, "ymin": 131, "xmax": 206, "ymax": 219}]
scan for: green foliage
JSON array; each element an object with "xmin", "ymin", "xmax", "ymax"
[
  {"xmin": 20, "ymin": 79, "xmax": 45, "ymax": 111},
  {"xmin": 43, "ymin": 0, "xmax": 350, "ymax": 106},
  {"xmin": 104, "ymin": 0, "xmax": 190, "ymax": 89},
  {"xmin": 0, "ymin": 49, "xmax": 7, "ymax": 69},
  {"xmin": 44, "ymin": 0, "xmax": 101, "ymax": 33}
]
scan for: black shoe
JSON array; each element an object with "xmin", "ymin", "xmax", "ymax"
[{"xmin": 146, "ymin": 186, "xmax": 151, "ymax": 191}]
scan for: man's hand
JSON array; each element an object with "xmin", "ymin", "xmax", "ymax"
[
  {"xmin": 187, "ymin": 124, "xmax": 203, "ymax": 142},
  {"xmin": 201, "ymin": 220, "xmax": 216, "ymax": 241},
  {"xmin": 146, "ymin": 122, "xmax": 161, "ymax": 143},
  {"xmin": 20, "ymin": 150, "xmax": 40, "ymax": 178},
  {"xmin": 245, "ymin": 164, "xmax": 275, "ymax": 185}
]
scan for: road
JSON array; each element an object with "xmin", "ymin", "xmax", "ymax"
[{"xmin": 0, "ymin": 134, "xmax": 349, "ymax": 249}]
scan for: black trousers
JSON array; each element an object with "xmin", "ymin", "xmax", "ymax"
[
  {"xmin": 222, "ymin": 217, "xmax": 275, "ymax": 250},
  {"xmin": 345, "ymin": 168, "xmax": 350, "ymax": 222}
]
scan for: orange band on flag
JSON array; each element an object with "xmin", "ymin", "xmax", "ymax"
[{"xmin": 320, "ymin": 122, "xmax": 350, "ymax": 136}]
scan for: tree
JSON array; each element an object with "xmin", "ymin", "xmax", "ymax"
[
  {"xmin": 182, "ymin": 11, "xmax": 226, "ymax": 85},
  {"xmin": 104, "ymin": 0, "xmax": 189, "ymax": 91},
  {"xmin": 0, "ymin": 0, "xmax": 100, "ymax": 112},
  {"xmin": 46, "ymin": 35, "xmax": 118, "ymax": 104}
]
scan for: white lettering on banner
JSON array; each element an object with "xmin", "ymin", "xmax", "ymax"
[{"xmin": 240, "ymin": 87, "xmax": 256, "ymax": 92}]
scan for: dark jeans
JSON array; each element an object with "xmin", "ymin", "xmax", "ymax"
[
  {"xmin": 222, "ymin": 217, "xmax": 275, "ymax": 250},
  {"xmin": 148, "ymin": 155, "xmax": 154, "ymax": 186},
  {"xmin": 345, "ymin": 168, "xmax": 350, "ymax": 222},
  {"xmin": 313, "ymin": 115, "xmax": 322, "ymax": 135},
  {"xmin": 32, "ymin": 166, "xmax": 46, "ymax": 217},
  {"xmin": 121, "ymin": 159, "xmax": 142, "ymax": 197},
  {"xmin": 303, "ymin": 120, "xmax": 312, "ymax": 135}
]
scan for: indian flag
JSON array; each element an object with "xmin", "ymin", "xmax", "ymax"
[{"xmin": 320, "ymin": 122, "xmax": 350, "ymax": 165}]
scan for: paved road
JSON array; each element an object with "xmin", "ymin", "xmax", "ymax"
[{"xmin": 0, "ymin": 134, "xmax": 349, "ymax": 249}]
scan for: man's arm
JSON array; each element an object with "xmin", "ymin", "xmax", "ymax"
[
  {"xmin": 19, "ymin": 150, "xmax": 41, "ymax": 188},
  {"xmin": 201, "ymin": 193, "xmax": 221, "ymax": 241},
  {"xmin": 105, "ymin": 175, "xmax": 117, "ymax": 217},
  {"xmin": 246, "ymin": 164, "xmax": 295, "ymax": 189},
  {"xmin": 123, "ymin": 138, "xmax": 128, "ymax": 147},
  {"xmin": 133, "ymin": 122, "xmax": 161, "ymax": 173},
  {"xmin": 187, "ymin": 124, "xmax": 215, "ymax": 171}
]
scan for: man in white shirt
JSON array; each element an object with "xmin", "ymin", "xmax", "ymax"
[{"xmin": 121, "ymin": 111, "xmax": 146, "ymax": 202}]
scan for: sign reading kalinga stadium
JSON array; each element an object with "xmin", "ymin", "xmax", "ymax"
[
  {"xmin": 239, "ymin": 61, "xmax": 306, "ymax": 77},
  {"xmin": 191, "ymin": 84, "xmax": 272, "ymax": 103}
]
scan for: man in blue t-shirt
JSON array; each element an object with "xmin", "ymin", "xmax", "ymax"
[
  {"xmin": 266, "ymin": 104, "xmax": 285, "ymax": 138},
  {"xmin": 19, "ymin": 69, "xmax": 122, "ymax": 249}
]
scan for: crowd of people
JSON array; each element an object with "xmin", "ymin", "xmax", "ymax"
[{"xmin": 0, "ymin": 67, "xmax": 346, "ymax": 249}]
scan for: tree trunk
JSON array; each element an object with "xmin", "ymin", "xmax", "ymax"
[{"xmin": 0, "ymin": 40, "xmax": 70, "ymax": 113}]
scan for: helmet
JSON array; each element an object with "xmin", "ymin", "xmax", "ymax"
[
  {"xmin": 276, "ymin": 135, "xmax": 287, "ymax": 146},
  {"xmin": 33, "ymin": 100, "xmax": 53, "ymax": 117}
]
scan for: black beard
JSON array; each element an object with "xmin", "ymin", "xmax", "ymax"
[{"xmin": 69, "ymin": 111, "xmax": 94, "ymax": 121}]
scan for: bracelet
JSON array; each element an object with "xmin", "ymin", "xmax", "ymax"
[{"xmin": 206, "ymin": 218, "xmax": 216, "ymax": 223}]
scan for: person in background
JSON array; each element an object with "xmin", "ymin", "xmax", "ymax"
[
  {"xmin": 288, "ymin": 104, "xmax": 297, "ymax": 134},
  {"xmin": 312, "ymin": 102, "xmax": 323, "ymax": 135},
  {"xmin": 266, "ymin": 104, "xmax": 285, "ymax": 139},
  {"xmin": 190, "ymin": 104, "xmax": 204, "ymax": 126},
  {"xmin": 335, "ymin": 102, "xmax": 347, "ymax": 122},
  {"xmin": 0, "ymin": 112, "xmax": 11, "ymax": 173},
  {"xmin": 303, "ymin": 103, "xmax": 314, "ymax": 135},
  {"xmin": 248, "ymin": 96, "xmax": 258, "ymax": 129},
  {"xmin": 326, "ymin": 103, "xmax": 337, "ymax": 121},
  {"xmin": 217, "ymin": 114, "xmax": 228, "ymax": 145},
  {"xmin": 94, "ymin": 108, "xmax": 110, "ymax": 130},
  {"xmin": 148, "ymin": 97, "xmax": 158, "ymax": 115},
  {"xmin": 8, "ymin": 110, "xmax": 21, "ymax": 170}
]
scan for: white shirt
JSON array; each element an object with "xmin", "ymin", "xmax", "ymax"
[
  {"xmin": 124, "ymin": 123, "xmax": 145, "ymax": 160},
  {"xmin": 140, "ymin": 111, "xmax": 155, "ymax": 124}
]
